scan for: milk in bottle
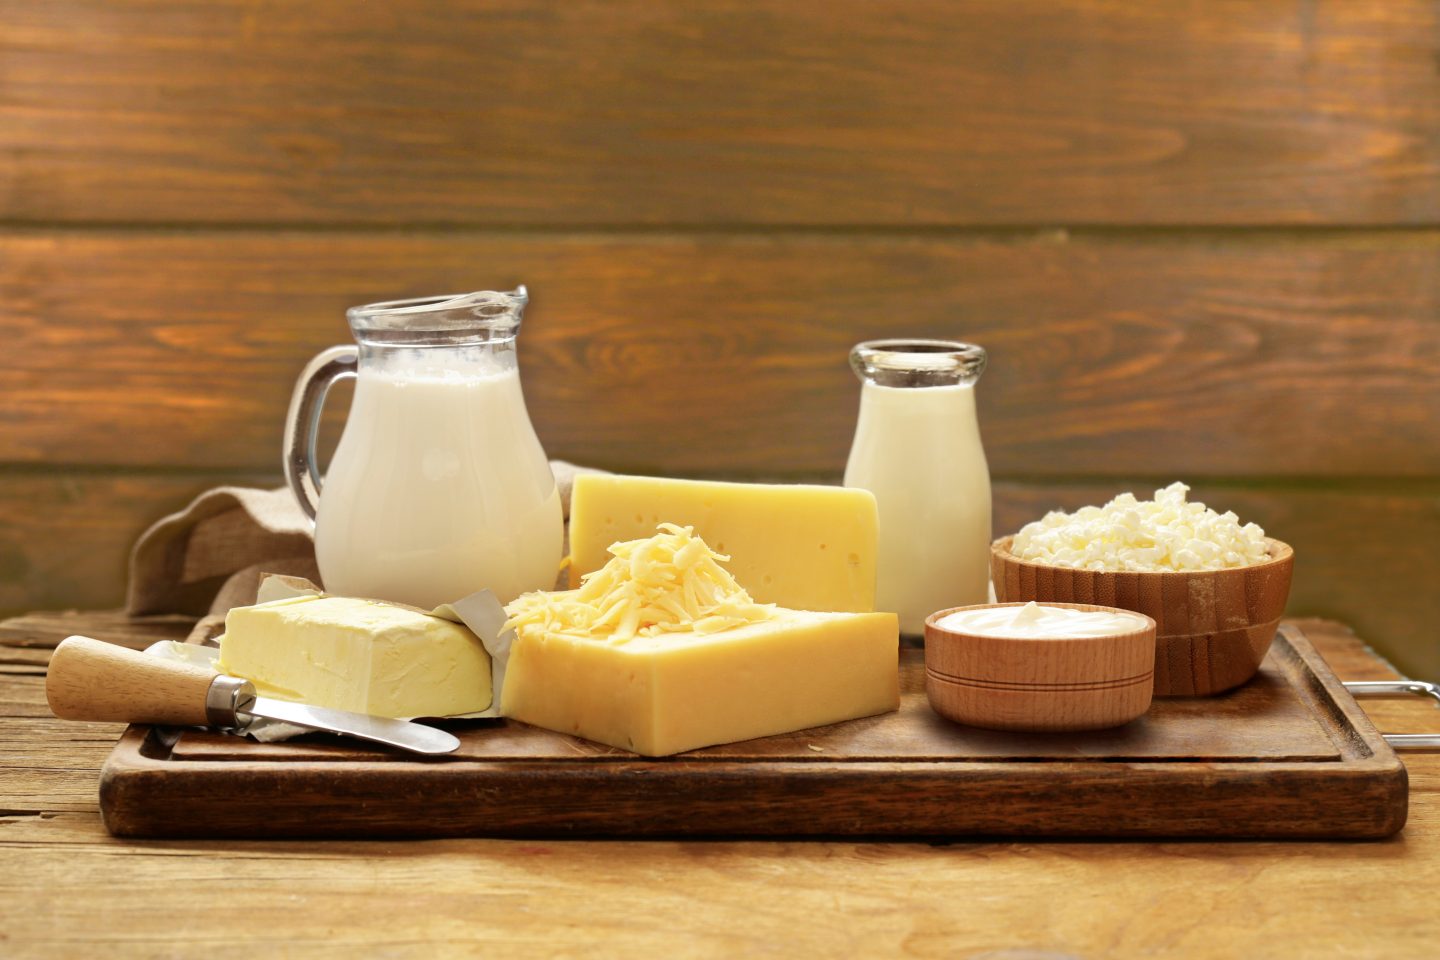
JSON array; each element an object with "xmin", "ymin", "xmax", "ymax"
[{"xmin": 843, "ymin": 340, "xmax": 991, "ymax": 635}]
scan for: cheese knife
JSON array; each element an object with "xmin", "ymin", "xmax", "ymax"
[{"xmin": 45, "ymin": 636, "xmax": 460, "ymax": 756}]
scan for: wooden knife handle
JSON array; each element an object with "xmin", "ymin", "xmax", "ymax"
[{"xmin": 46, "ymin": 636, "xmax": 217, "ymax": 726}]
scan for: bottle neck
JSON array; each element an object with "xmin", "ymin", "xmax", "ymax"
[
  {"xmin": 859, "ymin": 379, "xmax": 978, "ymax": 407},
  {"xmin": 849, "ymin": 339, "xmax": 986, "ymax": 388},
  {"xmin": 856, "ymin": 380, "xmax": 982, "ymax": 438}
]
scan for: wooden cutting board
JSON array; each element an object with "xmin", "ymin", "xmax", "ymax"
[{"xmin": 98, "ymin": 623, "xmax": 1407, "ymax": 840}]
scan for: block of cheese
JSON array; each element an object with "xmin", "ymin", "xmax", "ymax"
[
  {"xmin": 568, "ymin": 474, "xmax": 879, "ymax": 612},
  {"xmin": 501, "ymin": 523, "xmax": 899, "ymax": 756},
  {"xmin": 501, "ymin": 609, "xmax": 899, "ymax": 756},
  {"xmin": 218, "ymin": 595, "xmax": 491, "ymax": 718}
]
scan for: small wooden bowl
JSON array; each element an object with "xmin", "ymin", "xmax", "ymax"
[
  {"xmin": 991, "ymin": 536, "xmax": 1294, "ymax": 697},
  {"xmin": 924, "ymin": 602, "xmax": 1156, "ymax": 733}
]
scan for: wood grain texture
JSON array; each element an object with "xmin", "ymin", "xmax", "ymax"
[
  {"xmin": 44, "ymin": 636, "xmax": 216, "ymax": 726},
  {"xmin": 992, "ymin": 537, "xmax": 1294, "ymax": 696},
  {"xmin": 92, "ymin": 629, "xmax": 1408, "ymax": 840},
  {"xmin": 0, "ymin": 610, "xmax": 194, "ymax": 655},
  {"xmin": 4, "ymin": 473, "xmax": 1438, "ymax": 681},
  {"xmin": 3, "ymin": 613, "xmax": 1438, "ymax": 957},
  {"xmin": 0, "ymin": 472, "xmax": 268, "ymax": 619},
  {"xmin": 5, "ymin": 231, "xmax": 1440, "ymax": 477},
  {"xmin": 174, "ymin": 616, "xmax": 1341, "ymax": 765},
  {"xmin": 992, "ymin": 484, "xmax": 1440, "ymax": 684},
  {"xmin": 3, "ymin": 1, "xmax": 1440, "ymax": 226},
  {"xmin": 924, "ymin": 602, "xmax": 1155, "ymax": 731}
]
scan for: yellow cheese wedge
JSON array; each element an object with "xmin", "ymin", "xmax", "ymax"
[
  {"xmin": 500, "ymin": 608, "xmax": 899, "ymax": 756},
  {"xmin": 568, "ymin": 475, "xmax": 879, "ymax": 612},
  {"xmin": 218, "ymin": 595, "xmax": 491, "ymax": 718}
]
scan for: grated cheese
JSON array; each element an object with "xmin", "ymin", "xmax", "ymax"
[
  {"xmin": 502, "ymin": 523, "xmax": 778, "ymax": 644},
  {"xmin": 1010, "ymin": 482, "xmax": 1270, "ymax": 572}
]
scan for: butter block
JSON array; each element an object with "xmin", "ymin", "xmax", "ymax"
[
  {"xmin": 219, "ymin": 595, "xmax": 491, "ymax": 718},
  {"xmin": 500, "ymin": 609, "xmax": 899, "ymax": 756},
  {"xmin": 568, "ymin": 475, "xmax": 879, "ymax": 612}
]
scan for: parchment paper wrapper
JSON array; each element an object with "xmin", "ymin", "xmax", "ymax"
[{"xmin": 149, "ymin": 573, "xmax": 518, "ymax": 742}]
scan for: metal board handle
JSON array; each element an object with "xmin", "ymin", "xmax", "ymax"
[{"xmin": 1343, "ymin": 680, "xmax": 1440, "ymax": 750}]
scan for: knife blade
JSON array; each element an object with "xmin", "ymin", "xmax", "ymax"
[
  {"xmin": 209, "ymin": 675, "xmax": 460, "ymax": 755},
  {"xmin": 46, "ymin": 635, "xmax": 460, "ymax": 756}
]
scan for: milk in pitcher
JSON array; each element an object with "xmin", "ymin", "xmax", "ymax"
[
  {"xmin": 315, "ymin": 358, "xmax": 562, "ymax": 609},
  {"xmin": 285, "ymin": 288, "xmax": 563, "ymax": 611}
]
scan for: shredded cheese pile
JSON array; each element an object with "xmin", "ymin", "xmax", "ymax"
[
  {"xmin": 1011, "ymin": 482, "xmax": 1270, "ymax": 572},
  {"xmin": 503, "ymin": 523, "xmax": 777, "ymax": 644}
]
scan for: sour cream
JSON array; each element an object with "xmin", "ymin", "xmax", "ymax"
[{"xmin": 936, "ymin": 602, "xmax": 1147, "ymax": 639}]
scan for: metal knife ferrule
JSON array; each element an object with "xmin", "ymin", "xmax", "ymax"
[{"xmin": 204, "ymin": 674, "xmax": 257, "ymax": 732}]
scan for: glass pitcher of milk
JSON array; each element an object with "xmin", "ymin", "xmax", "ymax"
[
  {"xmin": 843, "ymin": 339, "xmax": 991, "ymax": 635},
  {"xmin": 283, "ymin": 287, "xmax": 563, "ymax": 610}
]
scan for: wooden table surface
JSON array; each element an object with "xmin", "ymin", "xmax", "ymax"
[{"xmin": 3, "ymin": 612, "xmax": 1437, "ymax": 958}]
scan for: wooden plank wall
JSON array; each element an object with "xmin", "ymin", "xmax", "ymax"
[{"xmin": 1, "ymin": 1, "xmax": 1437, "ymax": 678}]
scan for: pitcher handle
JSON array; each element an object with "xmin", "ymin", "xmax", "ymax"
[{"xmin": 283, "ymin": 346, "xmax": 359, "ymax": 522}]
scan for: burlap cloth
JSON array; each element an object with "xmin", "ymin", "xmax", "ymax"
[{"xmin": 126, "ymin": 461, "xmax": 603, "ymax": 620}]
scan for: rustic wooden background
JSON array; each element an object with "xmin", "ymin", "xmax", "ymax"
[{"xmin": 1, "ymin": 1, "xmax": 1436, "ymax": 678}]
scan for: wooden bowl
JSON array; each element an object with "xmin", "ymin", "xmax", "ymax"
[
  {"xmin": 991, "ymin": 536, "xmax": 1294, "ymax": 697},
  {"xmin": 923, "ymin": 602, "xmax": 1156, "ymax": 732}
]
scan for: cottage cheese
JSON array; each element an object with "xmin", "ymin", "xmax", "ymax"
[{"xmin": 1010, "ymin": 483, "xmax": 1269, "ymax": 572}]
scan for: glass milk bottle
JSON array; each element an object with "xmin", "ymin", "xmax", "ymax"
[
  {"xmin": 843, "ymin": 339, "xmax": 991, "ymax": 635},
  {"xmin": 284, "ymin": 287, "xmax": 563, "ymax": 610}
]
